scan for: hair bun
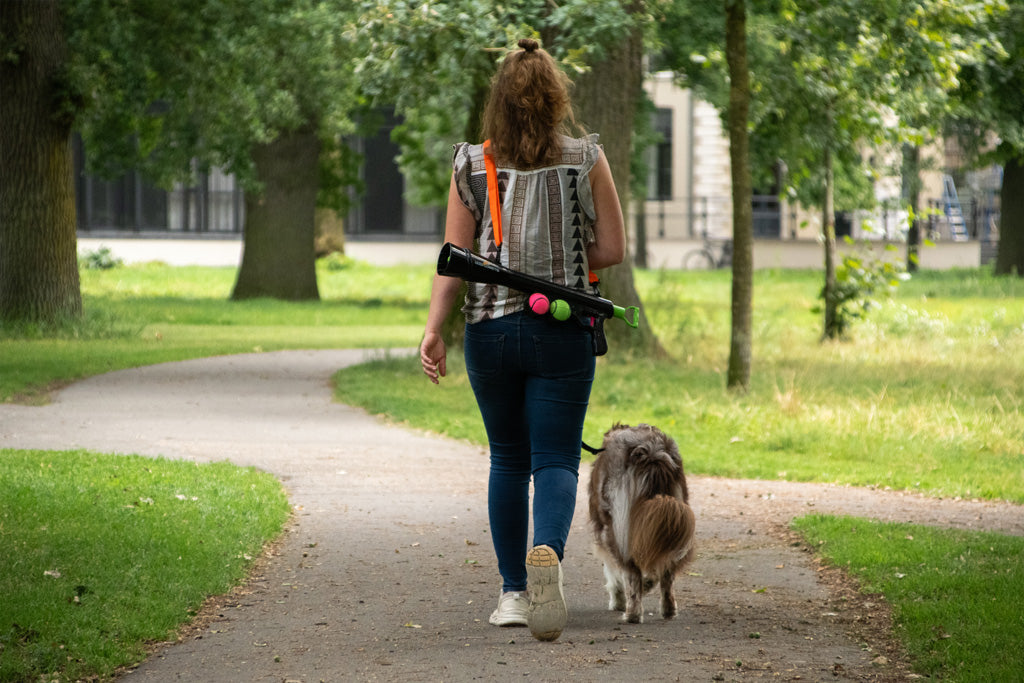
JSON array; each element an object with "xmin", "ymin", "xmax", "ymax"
[{"xmin": 518, "ymin": 38, "xmax": 539, "ymax": 52}]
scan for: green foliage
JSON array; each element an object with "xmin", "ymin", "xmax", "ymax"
[
  {"xmin": 950, "ymin": 1, "xmax": 1021, "ymax": 162},
  {"xmin": 815, "ymin": 237, "xmax": 911, "ymax": 337},
  {"xmin": 66, "ymin": 0, "xmax": 361, "ymax": 193},
  {"xmin": 656, "ymin": 0, "xmax": 1005, "ymax": 337},
  {"xmin": 318, "ymin": 131, "xmax": 367, "ymax": 214},
  {"xmin": 78, "ymin": 246, "xmax": 123, "ymax": 270},
  {"xmin": 793, "ymin": 516, "xmax": 1024, "ymax": 682},
  {"xmin": 0, "ymin": 449, "xmax": 290, "ymax": 681},
  {"xmin": 631, "ymin": 92, "xmax": 661, "ymax": 201},
  {"xmin": 319, "ymin": 252, "xmax": 356, "ymax": 271},
  {"xmin": 657, "ymin": 0, "xmax": 1005, "ymax": 208},
  {"xmin": 356, "ymin": 0, "xmax": 503, "ymax": 204},
  {"xmin": 59, "ymin": 0, "xmax": 649, "ymax": 211},
  {"xmin": 355, "ymin": 0, "xmax": 635, "ymax": 206}
]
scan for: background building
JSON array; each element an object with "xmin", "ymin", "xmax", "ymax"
[{"xmin": 75, "ymin": 76, "xmax": 1001, "ymax": 268}]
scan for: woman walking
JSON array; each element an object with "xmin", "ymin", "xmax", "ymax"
[{"xmin": 420, "ymin": 38, "xmax": 625, "ymax": 642}]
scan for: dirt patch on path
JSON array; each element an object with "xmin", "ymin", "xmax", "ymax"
[{"xmin": 2, "ymin": 350, "xmax": 1019, "ymax": 682}]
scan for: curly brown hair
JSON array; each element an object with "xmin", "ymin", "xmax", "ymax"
[{"xmin": 481, "ymin": 38, "xmax": 580, "ymax": 169}]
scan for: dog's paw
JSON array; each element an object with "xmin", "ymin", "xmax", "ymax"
[
  {"xmin": 660, "ymin": 589, "xmax": 678, "ymax": 619},
  {"xmin": 623, "ymin": 610, "xmax": 643, "ymax": 624}
]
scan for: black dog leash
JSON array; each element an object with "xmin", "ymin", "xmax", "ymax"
[{"xmin": 581, "ymin": 441, "xmax": 604, "ymax": 455}]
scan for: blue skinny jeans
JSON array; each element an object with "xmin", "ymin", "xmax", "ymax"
[{"xmin": 464, "ymin": 312, "xmax": 596, "ymax": 593}]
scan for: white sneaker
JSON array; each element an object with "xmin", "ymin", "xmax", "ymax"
[
  {"xmin": 526, "ymin": 545, "xmax": 567, "ymax": 641},
  {"xmin": 488, "ymin": 591, "xmax": 528, "ymax": 627}
]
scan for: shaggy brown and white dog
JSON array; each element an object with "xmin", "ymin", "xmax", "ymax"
[{"xmin": 588, "ymin": 423, "xmax": 696, "ymax": 624}]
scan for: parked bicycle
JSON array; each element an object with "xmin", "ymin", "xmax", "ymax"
[{"xmin": 683, "ymin": 232, "xmax": 733, "ymax": 270}]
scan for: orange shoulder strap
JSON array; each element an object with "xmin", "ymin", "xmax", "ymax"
[{"xmin": 482, "ymin": 139, "xmax": 503, "ymax": 247}]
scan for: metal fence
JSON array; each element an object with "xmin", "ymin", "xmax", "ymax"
[
  {"xmin": 638, "ymin": 195, "xmax": 780, "ymax": 240},
  {"xmin": 74, "ymin": 138, "xmax": 243, "ymax": 234}
]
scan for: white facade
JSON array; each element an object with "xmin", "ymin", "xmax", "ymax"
[
  {"xmin": 641, "ymin": 73, "xmax": 1002, "ymax": 252},
  {"xmin": 642, "ymin": 72, "xmax": 733, "ymax": 240}
]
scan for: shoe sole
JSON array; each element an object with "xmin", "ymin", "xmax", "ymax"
[{"xmin": 526, "ymin": 545, "xmax": 566, "ymax": 642}]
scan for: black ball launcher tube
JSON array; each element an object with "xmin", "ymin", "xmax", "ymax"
[{"xmin": 436, "ymin": 242, "xmax": 640, "ymax": 328}]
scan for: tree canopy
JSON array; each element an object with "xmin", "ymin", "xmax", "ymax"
[
  {"xmin": 67, "ymin": 0, "xmax": 361, "ymax": 194},
  {"xmin": 356, "ymin": 0, "xmax": 634, "ymax": 206},
  {"xmin": 3, "ymin": 0, "xmax": 657, "ymax": 323},
  {"xmin": 950, "ymin": 0, "xmax": 1024, "ymax": 275},
  {"xmin": 658, "ymin": 0, "xmax": 1009, "ymax": 336}
]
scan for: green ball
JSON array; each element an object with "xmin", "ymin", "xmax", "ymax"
[{"xmin": 550, "ymin": 299, "xmax": 571, "ymax": 321}]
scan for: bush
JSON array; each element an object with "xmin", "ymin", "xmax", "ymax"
[
  {"xmin": 79, "ymin": 246, "xmax": 123, "ymax": 270},
  {"xmin": 319, "ymin": 252, "xmax": 354, "ymax": 271},
  {"xmin": 817, "ymin": 237, "xmax": 910, "ymax": 336}
]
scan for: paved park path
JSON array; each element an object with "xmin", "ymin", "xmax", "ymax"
[{"xmin": 2, "ymin": 350, "xmax": 1021, "ymax": 682}]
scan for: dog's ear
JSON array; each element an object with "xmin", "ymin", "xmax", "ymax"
[{"xmin": 629, "ymin": 444, "xmax": 650, "ymax": 461}]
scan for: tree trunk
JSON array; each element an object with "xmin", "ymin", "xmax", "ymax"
[
  {"xmin": 634, "ymin": 200, "xmax": 648, "ymax": 269},
  {"xmin": 573, "ymin": 0, "xmax": 663, "ymax": 356},
  {"xmin": 0, "ymin": 0, "xmax": 82, "ymax": 324},
  {"xmin": 995, "ymin": 156, "xmax": 1024, "ymax": 277},
  {"xmin": 314, "ymin": 208, "xmax": 346, "ymax": 258},
  {"xmin": 903, "ymin": 145, "xmax": 921, "ymax": 273},
  {"xmin": 821, "ymin": 143, "xmax": 840, "ymax": 339},
  {"xmin": 725, "ymin": 0, "xmax": 753, "ymax": 391},
  {"xmin": 232, "ymin": 127, "xmax": 321, "ymax": 301}
]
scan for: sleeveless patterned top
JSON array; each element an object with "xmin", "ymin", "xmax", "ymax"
[{"xmin": 451, "ymin": 134, "xmax": 602, "ymax": 324}]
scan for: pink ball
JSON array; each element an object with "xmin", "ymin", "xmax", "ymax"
[{"xmin": 528, "ymin": 293, "xmax": 550, "ymax": 315}]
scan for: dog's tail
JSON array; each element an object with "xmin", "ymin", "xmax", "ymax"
[{"xmin": 629, "ymin": 495, "xmax": 696, "ymax": 575}]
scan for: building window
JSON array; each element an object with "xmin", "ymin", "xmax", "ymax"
[
  {"xmin": 74, "ymin": 135, "xmax": 243, "ymax": 234},
  {"xmin": 648, "ymin": 107, "xmax": 673, "ymax": 201}
]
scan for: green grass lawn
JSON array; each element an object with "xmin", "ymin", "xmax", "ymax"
[
  {"xmin": 0, "ymin": 259, "xmax": 429, "ymax": 403},
  {"xmin": 0, "ymin": 449, "xmax": 290, "ymax": 682},
  {"xmin": 1, "ymin": 257, "xmax": 1022, "ymax": 682},
  {"xmin": 794, "ymin": 515, "xmax": 1024, "ymax": 682},
  {"xmin": 336, "ymin": 267, "xmax": 1024, "ymax": 503}
]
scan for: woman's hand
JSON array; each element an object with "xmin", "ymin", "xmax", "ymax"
[{"xmin": 420, "ymin": 330, "xmax": 447, "ymax": 384}]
